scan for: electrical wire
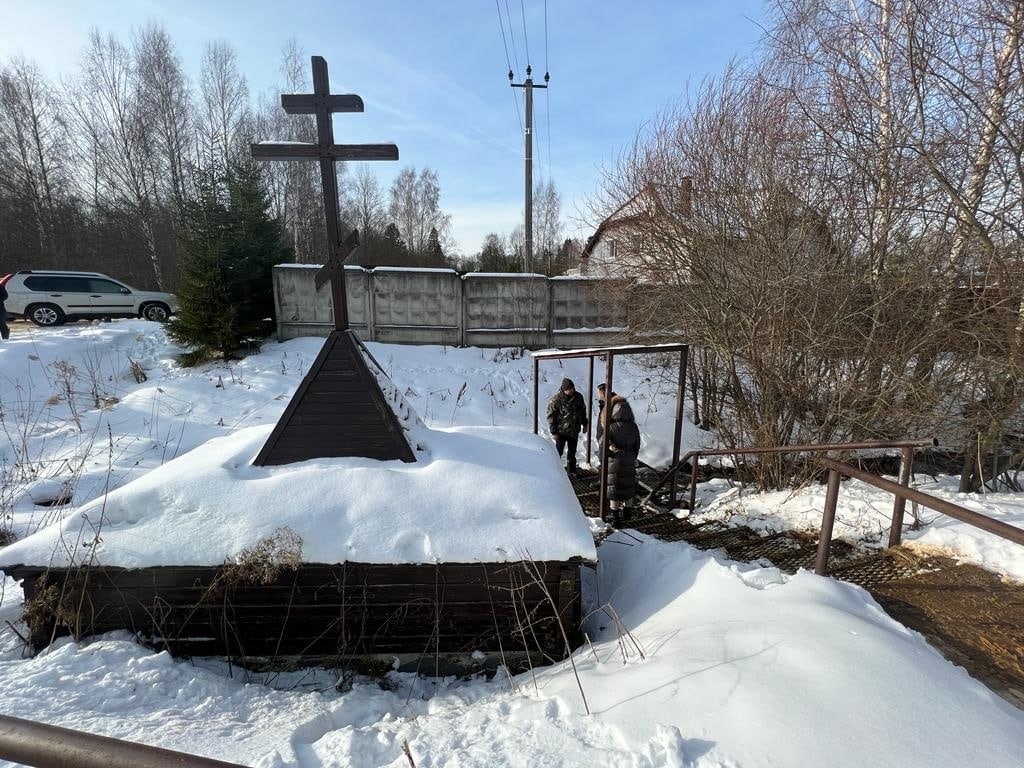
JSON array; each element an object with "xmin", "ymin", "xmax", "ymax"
[
  {"xmin": 543, "ymin": 0, "xmax": 552, "ymax": 177},
  {"xmin": 545, "ymin": 90, "xmax": 552, "ymax": 179},
  {"xmin": 494, "ymin": 0, "xmax": 523, "ymax": 131},
  {"xmin": 544, "ymin": 0, "xmax": 549, "ymax": 72},
  {"xmin": 504, "ymin": 0, "xmax": 521, "ymax": 75},
  {"xmin": 520, "ymin": 0, "xmax": 531, "ymax": 66}
]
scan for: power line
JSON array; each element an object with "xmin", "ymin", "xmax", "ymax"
[
  {"xmin": 545, "ymin": 90, "xmax": 552, "ymax": 179},
  {"xmin": 520, "ymin": 0, "xmax": 531, "ymax": 65},
  {"xmin": 544, "ymin": 0, "xmax": 549, "ymax": 74},
  {"xmin": 543, "ymin": 0, "xmax": 552, "ymax": 178},
  {"xmin": 494, "ymin": 0, "xmax": 522, "ymax": 130},
  {"xmin": 504, "ymin": 0, "xmax": 521, "ymax": 75}
]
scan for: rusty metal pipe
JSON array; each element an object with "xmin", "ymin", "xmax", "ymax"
[
  {"xmin": 888, "ymin": 447, "xmax": 913, "ymax": 548},
  {"xmin": 586, "ymin": 356, "xmax": 594, "ymax": 466},
  {"xmin": 670, "ymin": 349, "xmax": 687, "ymax": 507},
  {"xmin": 531, "ymin": 343, "xmax": 689, "ymax": 361},
  {"xmin": 598, "ymin": 354, "xmax": 615, "ymax": 522},
  {"xmin": 0, "ymin": 714, "xmax": 246, "ymax": 768},
  {"xmin": 532, "ymin": 356, "xmax": 540, "ymax": 435},
  {"xmin": 646, "ymin": 438, "xmax": 938, "ymax": 509},
  {"xmin": 816, "ymin": 457, "xmax": 1024, "ymax": 548},
  {"xmin": 815, "ymin": 469, "xmax": 842, "ymax": 575}
]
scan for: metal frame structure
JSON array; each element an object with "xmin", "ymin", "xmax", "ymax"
[{"xmin": 532, "ymin": 343, "xmax": 689, "ymax": 519}]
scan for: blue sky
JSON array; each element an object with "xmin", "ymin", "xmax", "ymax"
[{"xmin": 0, "ymin": 0, "xmax": 766, "ymax": 254}]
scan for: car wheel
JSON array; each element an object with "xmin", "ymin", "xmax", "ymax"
[
  {"xmin": 141, "ymin": 303, "xmax": 170, "ymax": 322},
  {"xmin": 27, "ymin": 304, "xmax": 65, "ymax": 327}
]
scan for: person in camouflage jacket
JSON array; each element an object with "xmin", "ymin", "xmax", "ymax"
[{"xmin": 547, "ymin": 377, "xmax": 588, "ymax": 474}]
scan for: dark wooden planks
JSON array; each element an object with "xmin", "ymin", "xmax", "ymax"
[
  {"xmin": 253, "ymin": 330, "xmax": 415, "ymax": 465},
  {"xmin": 9, "ymin": 560, "xmax": 583, "ymax": 662}
]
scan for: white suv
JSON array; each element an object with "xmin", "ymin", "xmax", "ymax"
[{"xmin": 1, "ymin": 271, "xmax": 179, "ymax": 326}]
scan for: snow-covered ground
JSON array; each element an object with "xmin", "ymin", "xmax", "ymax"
[{"xmin": 1, "ymin": 320, "xmax": 1023, "ymax": 767}]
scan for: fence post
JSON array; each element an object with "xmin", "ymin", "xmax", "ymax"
[
  {"xmin": 364, "ymin": 267, "xmax": 376, "ymax": 342},
  {"xmin": 888, "ymin": 446, "xmax": 913, "ymax": 548},
  {"xmin": 586, "ymin": 356, "xmax": 594, "ymax": 465},
  {"xmin": 532, "ymin": 356, "xmax": 540, "ymax": 435},
  {"xmin": 688, "ymin": 453, "xmax": 700, "ymax": 511},
  {"xmin": 670, "ymin": 347, "xmax": 687, "ymax": 507},
  {"xmin": 598, "ymin": 353, "xmax": 615, "ymax": 522},
  {"xmin": 815, "ymin": 468, "xmax": 842, "ymax": 575}
]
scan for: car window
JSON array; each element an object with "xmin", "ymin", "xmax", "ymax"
[
  {"xmin": 23, "ymin": 276, "xmax": 55, "ymax": 291},
  {"xmin": 23, "ymin": 276, "xmax": 92, "ymax": 292},
  {"xmin": 87, "ymin": 278, "xmax": 129, "ymax": 294},
  {"xmin": 54, "ymin": 277, "xmax": 92, "ymax": 292}
]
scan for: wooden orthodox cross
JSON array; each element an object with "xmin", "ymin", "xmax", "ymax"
[{"xmin": 251, "ymin": 55, "xmax": 398, "ymax": 330}]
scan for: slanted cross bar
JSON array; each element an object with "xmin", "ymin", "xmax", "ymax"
[{"xmin": 251, "ymin": 56, "xmax": 398, "ymax": 330}]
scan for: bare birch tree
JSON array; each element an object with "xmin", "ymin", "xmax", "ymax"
[{"xmin": 68, "ymin": 30, "xmax": 165, "ymax": 287}]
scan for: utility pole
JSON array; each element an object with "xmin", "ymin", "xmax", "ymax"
[{"xmin": 510, "ymin": 65, "xmax": 548, "ymax": 272}]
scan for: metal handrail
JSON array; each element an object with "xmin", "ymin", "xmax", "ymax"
[
  {"xmin": 0, "ymin": 714, "xmax": 246, "ymax": 768},
  {"xmin": 813, "ymin": 457, "xmax": 1024, "ymax": 575},
  {"xmin": 642, "ymin": 438, "xmax": 938, "ymax": 513}
]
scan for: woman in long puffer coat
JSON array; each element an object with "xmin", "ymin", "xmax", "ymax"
[{"xmin": 597, "ymin": 386, "xmax": 641, "ymax": 520}]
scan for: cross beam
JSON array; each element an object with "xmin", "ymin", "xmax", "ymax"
[
  {"xmin": 315, "ymin": 230, "xmax": 360, "ymax": 321},
  {"xmin": 251, "ymin": 143, "xmax": 398, "ymax": 162},
  {"xmin": 251, "ymin": 55, "xmax": 398, "ymax": 331}
]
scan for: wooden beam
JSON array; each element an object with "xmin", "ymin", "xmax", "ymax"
[
  {"xmin": 251, "ymin": 143, "xmax": 399, "ymax": 161},
  {"xmin": 281, "ymin": 93, "xmax": 364, "ymax": 114},
  {"xmin": 315, "ymin": 230, "xmax": 360, "ymax": 290}
]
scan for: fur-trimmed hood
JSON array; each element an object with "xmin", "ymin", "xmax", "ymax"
[{"xmin": 600, "ymin": 394, "xmax": 635, "ymax": 426}]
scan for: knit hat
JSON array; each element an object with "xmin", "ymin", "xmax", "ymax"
[{"xmin": 560, "ymin": 378, "xmax": 575, "ymax": 392}]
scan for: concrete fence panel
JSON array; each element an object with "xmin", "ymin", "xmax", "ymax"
[
  {"xmin": 550, "ymin": 276, "xmax": 629, "ymax": 348},
  {"xmin": 272, "ymin": 265, "xmax": 371, "ymax": 339},
  {"xmin": 272, "ymin": 264, "xmax": 630, "ymax": 347},
  {"xmin": 371, "ymin": 267, "xmax": 461, "ymax": 345},
  {"xmin": 463, "ymin": 273, "xmax": 549, "ymax": 348}
]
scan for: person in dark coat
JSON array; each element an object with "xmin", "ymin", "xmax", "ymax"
[
  {"xmin": 0, "ymin": 282, "xmax": 9, "ymax": 340},
  {"xmin": 547, "ymin": 377, "xmax": 588, "ymax": 474},
  {"xmin": 597, "ymin": 383, "xmax": 641, "ymax": 521}
]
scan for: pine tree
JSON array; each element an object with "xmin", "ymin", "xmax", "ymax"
[
  {"xmin": 424, "ymin": 226, "xmax": 445, "ymax": 266},
  {"xmin": 168, "ymin": 162, "xmax": 291, "ymax": 361}
]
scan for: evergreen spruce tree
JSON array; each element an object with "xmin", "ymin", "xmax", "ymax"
[
  {"xmin": 380, "ymin": 222, "xmax": 410, "ymax": 265},
  {"xmin": 168, "ymin": 162, "xmax": 291, "ymax": 362},
  {"xmin": 424, "ymin": 226, "xmax": 446, "ymax": 267}
]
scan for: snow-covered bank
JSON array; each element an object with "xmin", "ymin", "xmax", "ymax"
[{"xmin": 1, "ymin": 534, "xmax": 1021, "ymax": 767}]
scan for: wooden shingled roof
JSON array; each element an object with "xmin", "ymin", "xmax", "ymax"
[{"xmin": 253, "ymin": 330, "xmax": 416, "ymax": 466}]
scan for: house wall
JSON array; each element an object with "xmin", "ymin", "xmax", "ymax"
[{"xmin": 272, "ymin": 265, "xmax": 629, "ymax": 348}]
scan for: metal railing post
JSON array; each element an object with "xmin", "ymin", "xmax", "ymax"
[
  {"xmin": 689, "ymin": 453, "xmax": 700, "ymax": 511},
  {"xmin": 532, "ymin": 356, "xmax": 540, "ymax": 435},
  {"xmin": 586, "ymin": 355, "xmax": 594, "ymax": 466},
  {"xmin": 598, "ymin": 353, "xmax": 615, "ymax": 521},
  {"xmin": 670, "ymin": 347, "xmax": 687, "ymax": 507},
  {"xmin": 815, "ymin": 468, "xmax": 842, "ymax": 575},
  {"xmin": 888, "ymin": 446, "xmax": 913, "ymax": 548}
]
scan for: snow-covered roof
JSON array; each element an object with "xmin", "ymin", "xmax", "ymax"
[{"xmin": 0, "ymin": 424, "xmax": 596, "ymax": 569}]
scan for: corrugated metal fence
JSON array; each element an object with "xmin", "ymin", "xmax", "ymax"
[{"xmin": 273, "ymin": 265, "xmax": 629, "ymax": 347}]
